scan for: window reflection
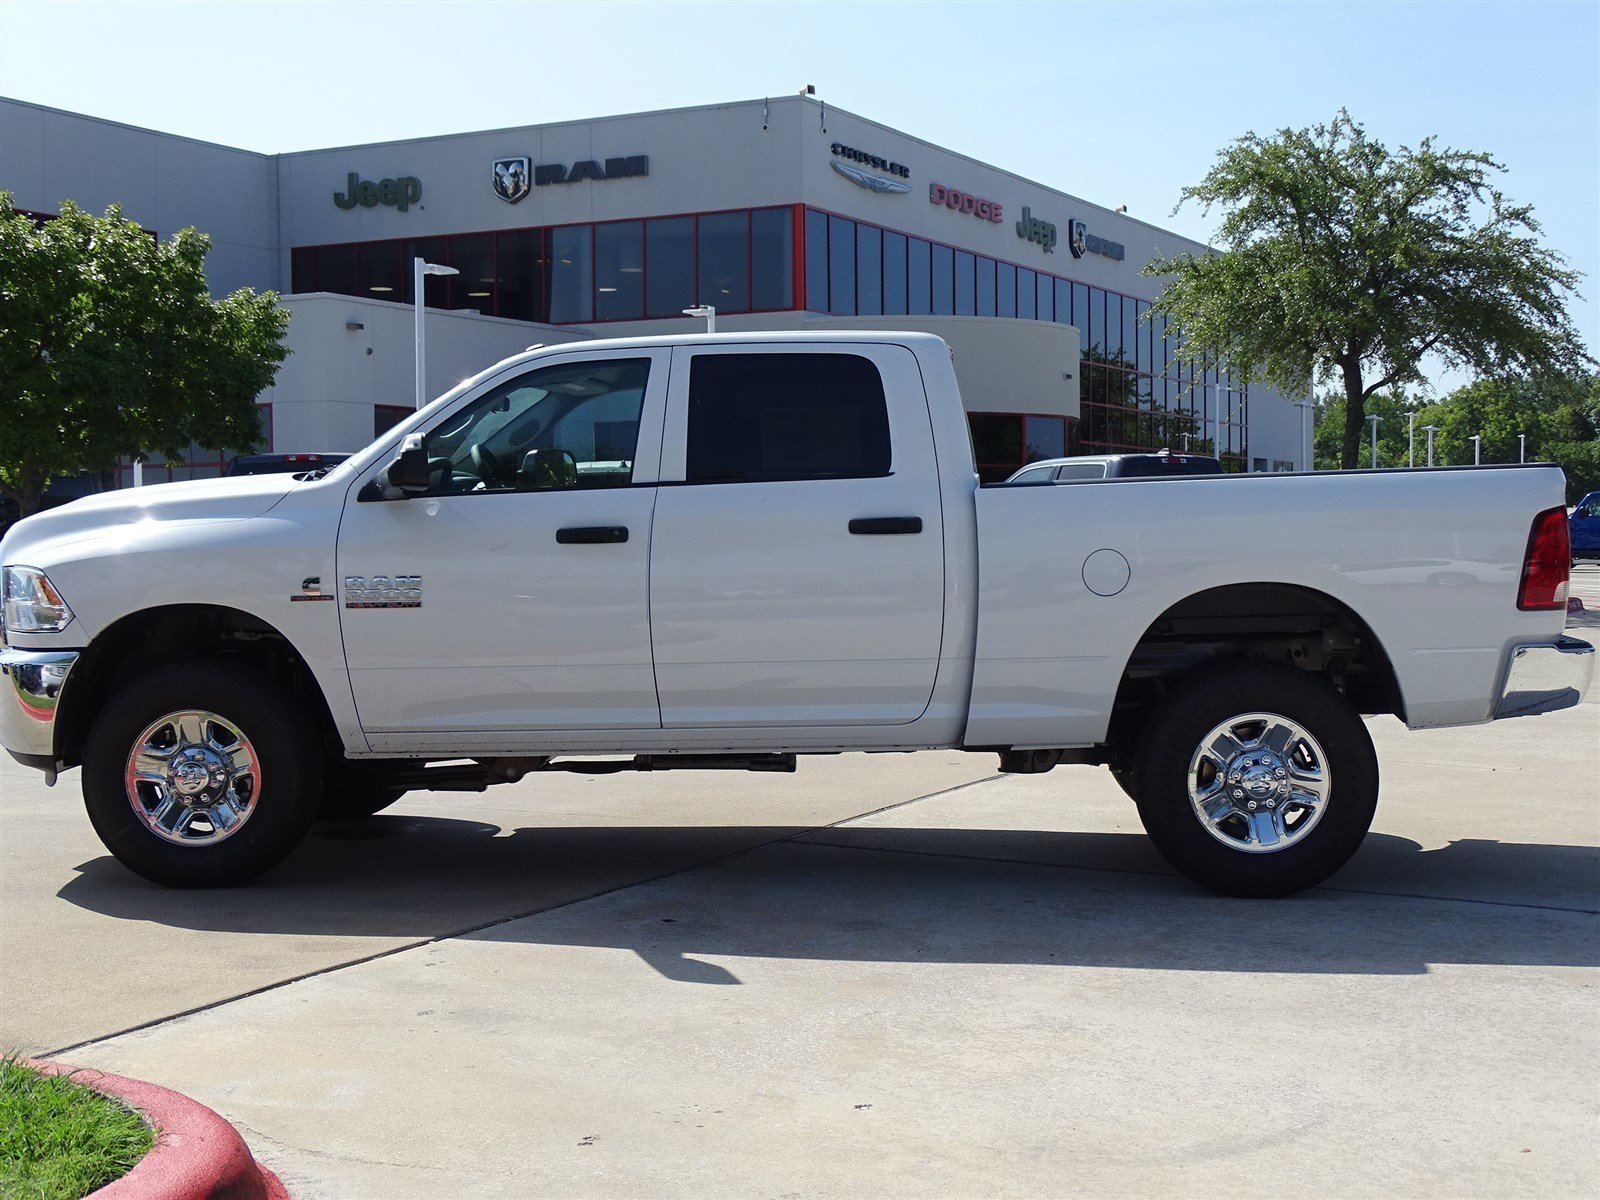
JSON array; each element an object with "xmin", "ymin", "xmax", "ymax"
[
  {"xmin": 646, "ymin": 216, "xmax": 694, "ymax": 317},
  {"xmin": 751, "ymin": 208, "xmax": 792, "ymax": 311},
  {"xmin": 698, "ymin": 210, "xmax": 749, "ymax": 310},
  {"xmin": 549, "ymin": 226, "xmax": 592, "ymax": 323},
  {"xmin": 595, "ymin": 221, "xmax": 643, "ymax": 320}
]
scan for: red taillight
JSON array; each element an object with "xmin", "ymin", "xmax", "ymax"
[{"xmin": 1517, "ymin": 506, "xmax": 1571, "ymax": 611}]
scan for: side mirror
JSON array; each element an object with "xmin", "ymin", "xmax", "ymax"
[{"xmin": 385, "ymin": 434, "xmax": 430, "ymax": 496}]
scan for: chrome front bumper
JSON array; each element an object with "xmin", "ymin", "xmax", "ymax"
[
  {"xmin": 0, "ymin": 647, "xmax": 79, "ymax": 768},
  {"xmin": 1494, "ymin": 636, "xmax": 1595, "ymax": 719}
]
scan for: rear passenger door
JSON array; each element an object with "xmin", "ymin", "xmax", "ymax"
[{"xmin": 648, "ymin": 344, "xmax": 945, "ymax": 727}]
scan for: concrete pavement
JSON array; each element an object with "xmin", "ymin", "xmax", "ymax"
[{"xmin": 1, "ymin": 613, "xmax": 1595, "ymax": 1198}]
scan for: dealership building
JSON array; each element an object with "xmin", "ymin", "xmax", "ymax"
[{"xmin": 1, "ymin": 94, "xmax": 1309, "ymax": 483}]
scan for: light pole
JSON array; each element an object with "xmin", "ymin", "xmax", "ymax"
[
  {"xmin": 1408, "ymin": 412, "xmax": 1417, "ymax": 467},
  {"xmin": 1367, "ymin": 413, "xmax": 1380, "ymax": 468},
  {"xmin": 1423, "ymin": 424, "xmax": 1439, "ymax": 467},
  {"xmin": 1519, "ymin": 433, "xmax": 1527, "ymax": 463},
  {"xmin": 1292, "ymin": 399, "xmax": 1315, "ymax": 471},
  {"xmin": 1470, "ymin": 434, "xmax": 1481, "ymax": 465},
  {"xmin": 683, "ymin": 305, "xmax": 717, "ymax": 333},
  {"xmin": 414, "ymin": 258, "xmax": 459, "ymax": 410}
]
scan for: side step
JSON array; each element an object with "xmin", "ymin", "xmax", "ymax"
[
  {"xmin": 544, "ymin": 753, "xmax": 797, "ymax": 775},
  {"xmin": 369, "ymin": 753, "xmax": 799, "ymax": 792}
]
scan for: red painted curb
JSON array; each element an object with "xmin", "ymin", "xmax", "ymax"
[{"xmin": 25, "ymin": 1059, "xmax": 289, "ymax": 1200}]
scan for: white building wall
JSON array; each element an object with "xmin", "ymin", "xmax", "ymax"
[{"xmin": 260, "ymin": 294, "xmax": 591, "ymax": 453}]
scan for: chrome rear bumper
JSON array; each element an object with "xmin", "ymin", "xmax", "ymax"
[
  {"xmin": 1494, "ymin": 636, "xmax": 1595, "ymax": 719},
  {"xmin": 0, "ymin": 647, "xmax": 79, "ymax": 769}
]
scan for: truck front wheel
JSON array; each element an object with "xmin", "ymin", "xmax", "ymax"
[
  {"xmin": 81, "ymin": 661, "xmax": 323, "ymax": 887},
  {"xmin": 1131, "ymin": 661, "xmax": 1378, "ymax": 897}
]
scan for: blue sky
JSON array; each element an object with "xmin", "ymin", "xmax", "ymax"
[{"xmin": 2, "ymin": 0, "xmax": 1595, "ymax": 394}]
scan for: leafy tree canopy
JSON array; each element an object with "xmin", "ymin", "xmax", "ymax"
[
  {"xmin": 1312, "ymin": 371, "xmax": 1600, "ymax": 502},
  {"xmin": 1145, "ymin": 111, "xmax": 1591, "ymax": 468},
  {"xmin": 0, "ymin": 195, "xmax": 288, "ymax": 516}
]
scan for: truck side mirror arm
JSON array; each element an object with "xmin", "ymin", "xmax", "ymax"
[{"xmin": 362, "ymin": 434, "xmax": 431, "ymax": 501}]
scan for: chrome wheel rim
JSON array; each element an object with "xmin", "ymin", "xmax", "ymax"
[
  {"xmin": 1186, "ymin": 711, "xmax": 1330, "ymax": 855},
  {"xmin": 123, "ymin": 710, "xmax": 261, "ymax": 846}
]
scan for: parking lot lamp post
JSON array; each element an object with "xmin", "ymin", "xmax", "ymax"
[
  {"xmin": 1470, "ymin": 434, "xmax": 1482, "ymax": 465},
  {"xmin": 683, "ymin": 305, "xmax": 716, "ymax": 333},
  {"xmin": 1520, "ymin": 433, "xmax": 1527, "ymax": 463},
  {"xmin": 414, "ymin": 259, "xmax": 460, "ymax": 410},
  {"xmin": 1423, "ymin": 424, "xmax": 1439, "ymax": 467},
  {"xmin": 1408, "ymin": 412, "xmax": 1417, "ymax": 467},
  {"xmin": 1367, "ymin": 413, "xmax": 1380, "ymax": 468}
]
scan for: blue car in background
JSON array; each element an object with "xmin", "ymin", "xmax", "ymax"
[{"xmin": 1571, "ymin": 492, "xmax": 1600, "ymax": 560}]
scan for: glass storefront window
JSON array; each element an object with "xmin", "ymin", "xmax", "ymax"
[
  {"xmin": 977, "ymin": 256, "xmax": 997, "ymax": 317},
  {"xmin": 1024, "ymin": 415, "xmax": 1066, "ymax": 461},
  {"xmin": 646, "ymin": 216, "xmax": 694, "ymax": 317},
  {"xmin": 827, "ymin": 214, "xmax": 856, "ymax": 315},
  {"xmin": 1018, "ymin": 268, "xmax": 1036, "ymax": 320},
  {"xmin": 549, "ymin": 225, "xmax": 592, "ymax": 323},
  {"xmin": 907, "ymin": 238, "xmax": 931, "ymax": 316},
  {"xmin": 751, "ymin": 208, "xmax": 792, "ymax": 310},
  {"xmin": 698, "ymin": 210, "xmax": 749, "ymax": 311},
  {"xmin": 856, "ymin": 223, "xmax": 882, "ymax": 316},
  {"xmin": 359, "ymin": 240, "xmax": 405, "ymax": 300},
  {"xmin": 595, "ymin": 220, "xmax": 644, "ymax": 320},
  {"xmin": 882, "ymin": 231, "xmax": 908, "ymax": 316},
  {"xmin": 1037, "ymin": 272, "xmax": 1054, "ymax": 323},
  {"xmin": 997, "ymin": 262, "xmax": 1016, "ymax": 318},
  {"xmin": 450, "ymin": 233, "xmax": 495, "ymax": 314},
  {"xmin": 954, "ymin": 251, "xmax": 975, "ymax": 316},
  {"xmin": 805, "ymin": 209, "xmax": 829, "ymax": 312},
  {"xmin": 495, "ymin": 230, "xmax": 543, "ymax": 321},
  {"xmin": 931, "ymin": 244, "xmax": 954, "ymax": 316},
  {"xmin": 1054, "ymin": 278, "xmax": 1072, "ymax": 330},
  {"xmin": 1088, "ymin": 287, "xmax": 1104, "ymax": 355}
]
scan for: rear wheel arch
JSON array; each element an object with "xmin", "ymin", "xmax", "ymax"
[{"xmin": 1105, "ymin": 582, "xmax": 1404, "ymax": 764}]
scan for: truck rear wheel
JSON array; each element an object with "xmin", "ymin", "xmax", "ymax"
[
  {"xmin": 81, "ymin": 661, "xmax": 322, "ymax": 887},
  {"xmin": 1131, "ymin": 661, "xmax": 1378, "ymax": 897}
]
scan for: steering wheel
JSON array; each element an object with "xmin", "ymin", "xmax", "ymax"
[{"xmin": 468, "ymin": 443, "xmax": 501, "ymax": 482}]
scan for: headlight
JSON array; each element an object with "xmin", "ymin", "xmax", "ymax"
[{"xmin": 2, "ymin": 566, "xmax": 75, "ymax": 634}]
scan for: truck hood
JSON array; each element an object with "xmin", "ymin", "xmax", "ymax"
[{"xmin": 0, "ymin": 475, "xmax": 300, "ymax": 561}]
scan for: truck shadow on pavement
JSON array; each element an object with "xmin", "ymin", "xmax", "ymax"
[{"xmin": 56, "ymin": 817, "xmax": 1599, "ymax": 979}]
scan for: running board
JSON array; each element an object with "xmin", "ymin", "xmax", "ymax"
[{"xmin": 543, "ymin": 753, "xmax": 797, "ymax": 775}]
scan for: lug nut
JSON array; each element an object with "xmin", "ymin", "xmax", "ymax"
[
  {"xmin": 1266, "ymin": 799, "xmax": 1276, "ymax": 809},
  {"xmin": 1232, "ymin": 788, "xmax": 1244, "ymax": 799},
  {"xmin": 1275, "ymin": 767, "xmax": 1287, "ymax": 778},
  {"xmin": 1247, "ymin": 800, "xmax": 1258, "ymax": 810}
]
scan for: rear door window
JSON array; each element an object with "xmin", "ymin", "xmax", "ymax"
[
  {"xmin": 684, "ymin": 353, "xmax": 891, "ymax": 484},
  {"xmin": 1055, "ymin": 462, "xmax": 1108, "ymax": 481}
]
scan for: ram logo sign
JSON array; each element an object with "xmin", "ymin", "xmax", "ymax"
[{"xmin": 344, "ymin": 575, "xmax": 423, "ymax": 609}]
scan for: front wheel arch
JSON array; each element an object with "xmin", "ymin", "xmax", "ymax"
[{"xmin": 54, "ymin": 604, "xmax": 344, "ymax": 768}]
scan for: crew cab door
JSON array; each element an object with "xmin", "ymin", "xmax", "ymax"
[
  {"xmin": 336, "ymin": 349, "xmax": 669, "ymax": 736},
  {"xmin": 648, "ymin": 343, "xmax": 945, "ymax": 727}
]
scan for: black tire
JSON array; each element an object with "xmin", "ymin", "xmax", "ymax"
[
  {"xmin": 318, "ymin": 765, "xmax": 406, "ymax": 820},
  {"xmin": 1131, "ymin": 660, "xmax": 1378, "ymax": 898},
  {"xmin": 81, "ymin": 660, "xmax": 323, "ymax": 887},
  {"xmin": 1107, "ymin": 762, "xmax": 1138, "ymax": 801}
]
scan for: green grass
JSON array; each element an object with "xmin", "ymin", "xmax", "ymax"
[{"xmin": 0, "ymin": 1057, "xmax": 155, "ymax": 1200}]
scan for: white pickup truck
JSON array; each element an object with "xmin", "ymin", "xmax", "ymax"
[{"xmin": 2, "ymin": 332, "xmax": 1592, "ymax": 896}]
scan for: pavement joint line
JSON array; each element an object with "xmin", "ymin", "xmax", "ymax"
[
  {"xmin": 44, "ymin": 772, "xmax": 1006, "ymax": 1059},
  {"xmin": 796, "ymin": 837, "xmax": 1600, "ymax": 915}
]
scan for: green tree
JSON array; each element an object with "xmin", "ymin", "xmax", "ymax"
[
  {"xmin": 1312, "ymin": 389, "xmax": 1416, "ymax": 470},
  {"xmin": 0, "ymin": 195, "xmax": 288, "ymax": 516},
  {"xmin": 1145, "ymin": 111, "xmax": 1591, "ymax": 468},
  {"xmin": 1420, "ymin": 372, "xmax": 1600, "ymax": 500}
]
